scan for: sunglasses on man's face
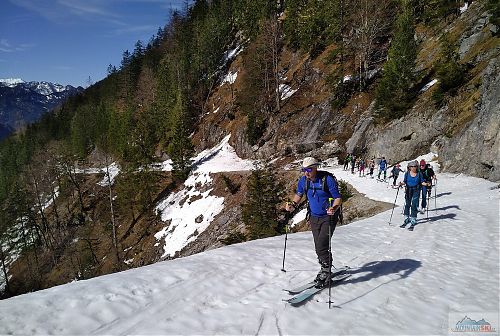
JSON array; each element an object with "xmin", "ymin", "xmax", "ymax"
[{"xmin": 301, "ymin": 167, "xmax": 313, "ymax": 173}]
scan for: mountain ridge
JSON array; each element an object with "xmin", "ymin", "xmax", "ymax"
[{"xmin": 0, "ymin": 78, "xmax": 83, "ymax": 139}]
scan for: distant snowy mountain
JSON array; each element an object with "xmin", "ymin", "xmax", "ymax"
[
  {"xmin": 0, "ymin": 78, "xmax": 25, "ymax": 87},
  {"xmin": 0, "ymin": 78, "xmax": 83, "ymax": 140}
]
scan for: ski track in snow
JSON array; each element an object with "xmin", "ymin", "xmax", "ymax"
[{"xmin": 0, "ymin": 165, "xmax": 498, "ymax": 335}]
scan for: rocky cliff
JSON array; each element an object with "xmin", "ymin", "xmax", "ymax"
[{"xmin": 195, "ymin": 0, "xmax": 499, "ymax": 181}]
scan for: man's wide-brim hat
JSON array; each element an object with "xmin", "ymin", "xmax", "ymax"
[{"xmin": 302, "ymin": 157, "xmax": 319, "ymax": 168}]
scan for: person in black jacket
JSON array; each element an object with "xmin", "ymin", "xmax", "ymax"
[
  {"xmin": 419, "ymin": 160, "xmax": 436, "ymax": 212},
  {"xmin": 389, "ymin": 164, "xmax": 404, "ymax": 186}
]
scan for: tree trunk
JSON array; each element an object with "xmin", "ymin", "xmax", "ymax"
[
  {"xmin": 0, "ymin": 245, "xmax": 10, "ymax": 296},
  {"xmin": 105, "ymin": 155, "xmax": 121, "ymax": 268}
]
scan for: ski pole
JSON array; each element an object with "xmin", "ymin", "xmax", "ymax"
[
  {"xmin": 426, "ymin": 190, "xmax": 430, "ymax": 220},
  {"xmin": 401, "ymin": 186, "xmax": 406, "ymax": 215},
  {"xmin": 281, "ymin": 222, "xmax": 289, "ymax": 272},
  {"xmin": 328, "ymin": 198, "xmax": 333, "ymax": 309},
  {"xmin": 401, "ymin": 193, "xmax": 406, "ymax": 215},
  {"xmin": 388, "ymin": 186, "xmax": 400, "ymax": 225},
  {"xmin": 434, "ymin": 180, "xmax": 437, "ymax": 212}
]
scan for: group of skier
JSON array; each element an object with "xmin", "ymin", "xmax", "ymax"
[
  {"xmin": 284, "ymin": 155, "xmax": 437, "ymax": 292},
  {"xmin": 343, "ymin": 154, "xmax": 392, "ymax": 180}
]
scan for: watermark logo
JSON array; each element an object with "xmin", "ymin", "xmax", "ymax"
[{"xmin": 450, "ymin": 312, "xmax": 498, "ymax": 334}]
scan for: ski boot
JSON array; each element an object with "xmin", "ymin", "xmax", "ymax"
[
  {"xmin": 314, "ymin": 262, "xmax": 331, "ymax": 288},
  {"xmin": 408, "ymin": 217, "xmax": 417, "ymax": 231},
  {"xmin": 400, "ymin": 217, "xmax": 411, "ymax": 228}
]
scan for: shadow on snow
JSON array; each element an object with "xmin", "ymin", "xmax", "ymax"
[
  {"xmin": 290, "ymin": 259, "xmax": 422, "ymax": 306},
  {"xmin": 332, "ymin": 258, "xmax": 422, "ymax": 306}
]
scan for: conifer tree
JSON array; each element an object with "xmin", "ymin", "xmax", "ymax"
[
  {"xmin": 432, "ymin": 33, "xmax": 466, "ymax": 105},
  {"xmin": 422, "ymin": 0, "xmax": 459, "ymax": 24},
  {"xmin": 107, "ymin": 64, "xmax": 117, "ymax": 75},
  {"xmin": 241, "ymin": 165, "xmax": 285, "ymax": 240},
  {"xmin": 283, "ymin": 0, "xmax": 303, "ymax": 49},
  {"xmin": 233, "ymin": 0, "xmax": 274, "ymax": 39},
  {"xmin": 119, "ymin": 50, "xmax": 133, "ymax": 101},
  {"xmin": 284, "ymin": 0, "xmax": 347, "ymax": 54},
  {"xmin": 130, "ymin": 41, "xmax": 145, "ymax": 88},
  {"xmin": 168, "ymin": 91, "xmax": 194, "ymax": 181},
  {"xmin": 375, "ymin": 0, "xmax": 417, "ymax": 120}
]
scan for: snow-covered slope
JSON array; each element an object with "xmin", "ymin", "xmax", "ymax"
[
  {"xmin": 0, "ymin": 159, "xmax": 497, "ymax": 335},
  {"xmin": 153, "ymin": 134, "xmax": 255, "ymax": 258}
]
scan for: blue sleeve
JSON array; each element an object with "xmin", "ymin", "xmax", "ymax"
[
  {"xmin": 296, "ymin": 176, "xmax": 305, "ymax": 196},
  {"xmin": 326, "ymin": 175, "xmax": 342, "ymax": 199}
]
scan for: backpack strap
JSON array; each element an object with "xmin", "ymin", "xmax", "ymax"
[
  {"xmin": 324, "ymin": 172, "xmax": 343, "ymax": 225},
  {"xmin": 322, "ymin": 174, "xmax": 328, "ymax": 192},
  {"xmin": 320, "ymin": 171, "xmax": 338, "ymax": 194},
  {"xmin": 304, "ymin": 171, "xmax": 334, "ymax": 195}
]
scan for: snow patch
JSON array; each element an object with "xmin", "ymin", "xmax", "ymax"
[
  {"xmin": 223, "ymin": 71, "xmax": 237, "ymax": 85},
  {"xmin": 41, "ymin": 187, "xmax": 60, "ymax": 211},
  {"xmin": 279, "ymin": 84, "xmax": 298, "ymax": 100},
  {"xmin": 75, "ymin": 163, "xmax": 121, "ymax": 186},
  {"xmin": 191, "ymin": 134, "xmax": 255, "ymax": 173},
  {"xmin": 421, "ymin": 79, "xmax": 438, "ymax": 92},
  {"xmin": 460, "ymin": 2, "xmax": 469, "ymax": 13},
  {"xmin": 222, "ymin": 45, "xmax": 243, "ymax": 63},
  {"xmin": 154, "ymin": 171, "xmax": 225, "ymax": 258},
  {"xmin": 153, "ymin": 135, "xmax": 253, "ymax": 257},
  {"xmin": 97, "ymin": 163, "xmax": 121, "ymax": 186}
]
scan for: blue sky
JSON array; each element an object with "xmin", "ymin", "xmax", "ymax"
[{"xmin": 0, "ymin": 0, "xmax": 189, "ymax": 87}]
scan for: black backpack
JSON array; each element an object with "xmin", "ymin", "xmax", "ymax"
[{"xmin": 421, "ymin": 165, "xmax": 435, "ymax": 182}]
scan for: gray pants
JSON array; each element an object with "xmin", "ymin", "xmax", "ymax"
[{"xmin": 309, "ymin": 211, "xmax": 339, "ymax": 266}]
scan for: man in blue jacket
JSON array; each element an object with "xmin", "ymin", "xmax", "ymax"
[
  {"xmin": 285, "ymin": 157, "xmax": 342, "ymax": 286},
  {"xmin": 378, "ymin": 156, "xmax": 388, "ymax": 180}
]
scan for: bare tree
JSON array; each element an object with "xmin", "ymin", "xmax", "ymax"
[
  {"xmin": 103, "ymin": 153, "xmax": 121, "ymax": 268},
  {"xmin": 58, "ymin": 154, "xmax": 85, "ymax": 213},
  {"xmin": 0, "ymin": 244, "xmax": 9, "ymax": 296},
  {"xmin": 261, "ymin": 17, "xmax": 283, "ymax": 112},
  {"xmin": 0, "ymin": 214, "xmax": 11, "ymax": 296},
  {"xmin": 350, "ymin": 0, "xmax": 393, "ymax": 89}
]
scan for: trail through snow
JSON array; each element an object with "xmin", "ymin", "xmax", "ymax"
[{"xmin": 0, "ymin": 165, "xmax": 498, "ymax": 335}]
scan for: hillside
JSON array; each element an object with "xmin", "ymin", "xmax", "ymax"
[
  {"xmin": 0, "ymin": 0, "xmax": 498, "ymax": 299},
  {"xmin": 197, "ymin": 0, "xmax": 499, "ymax": 181},
  {"xmin": 0, "ymin": 165, "xmax": 497, "ymax": 335}
]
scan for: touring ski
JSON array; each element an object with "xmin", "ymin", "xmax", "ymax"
[{"xmin": 285, "ymin": 273, "xmax": 350, "ymax": 305}]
